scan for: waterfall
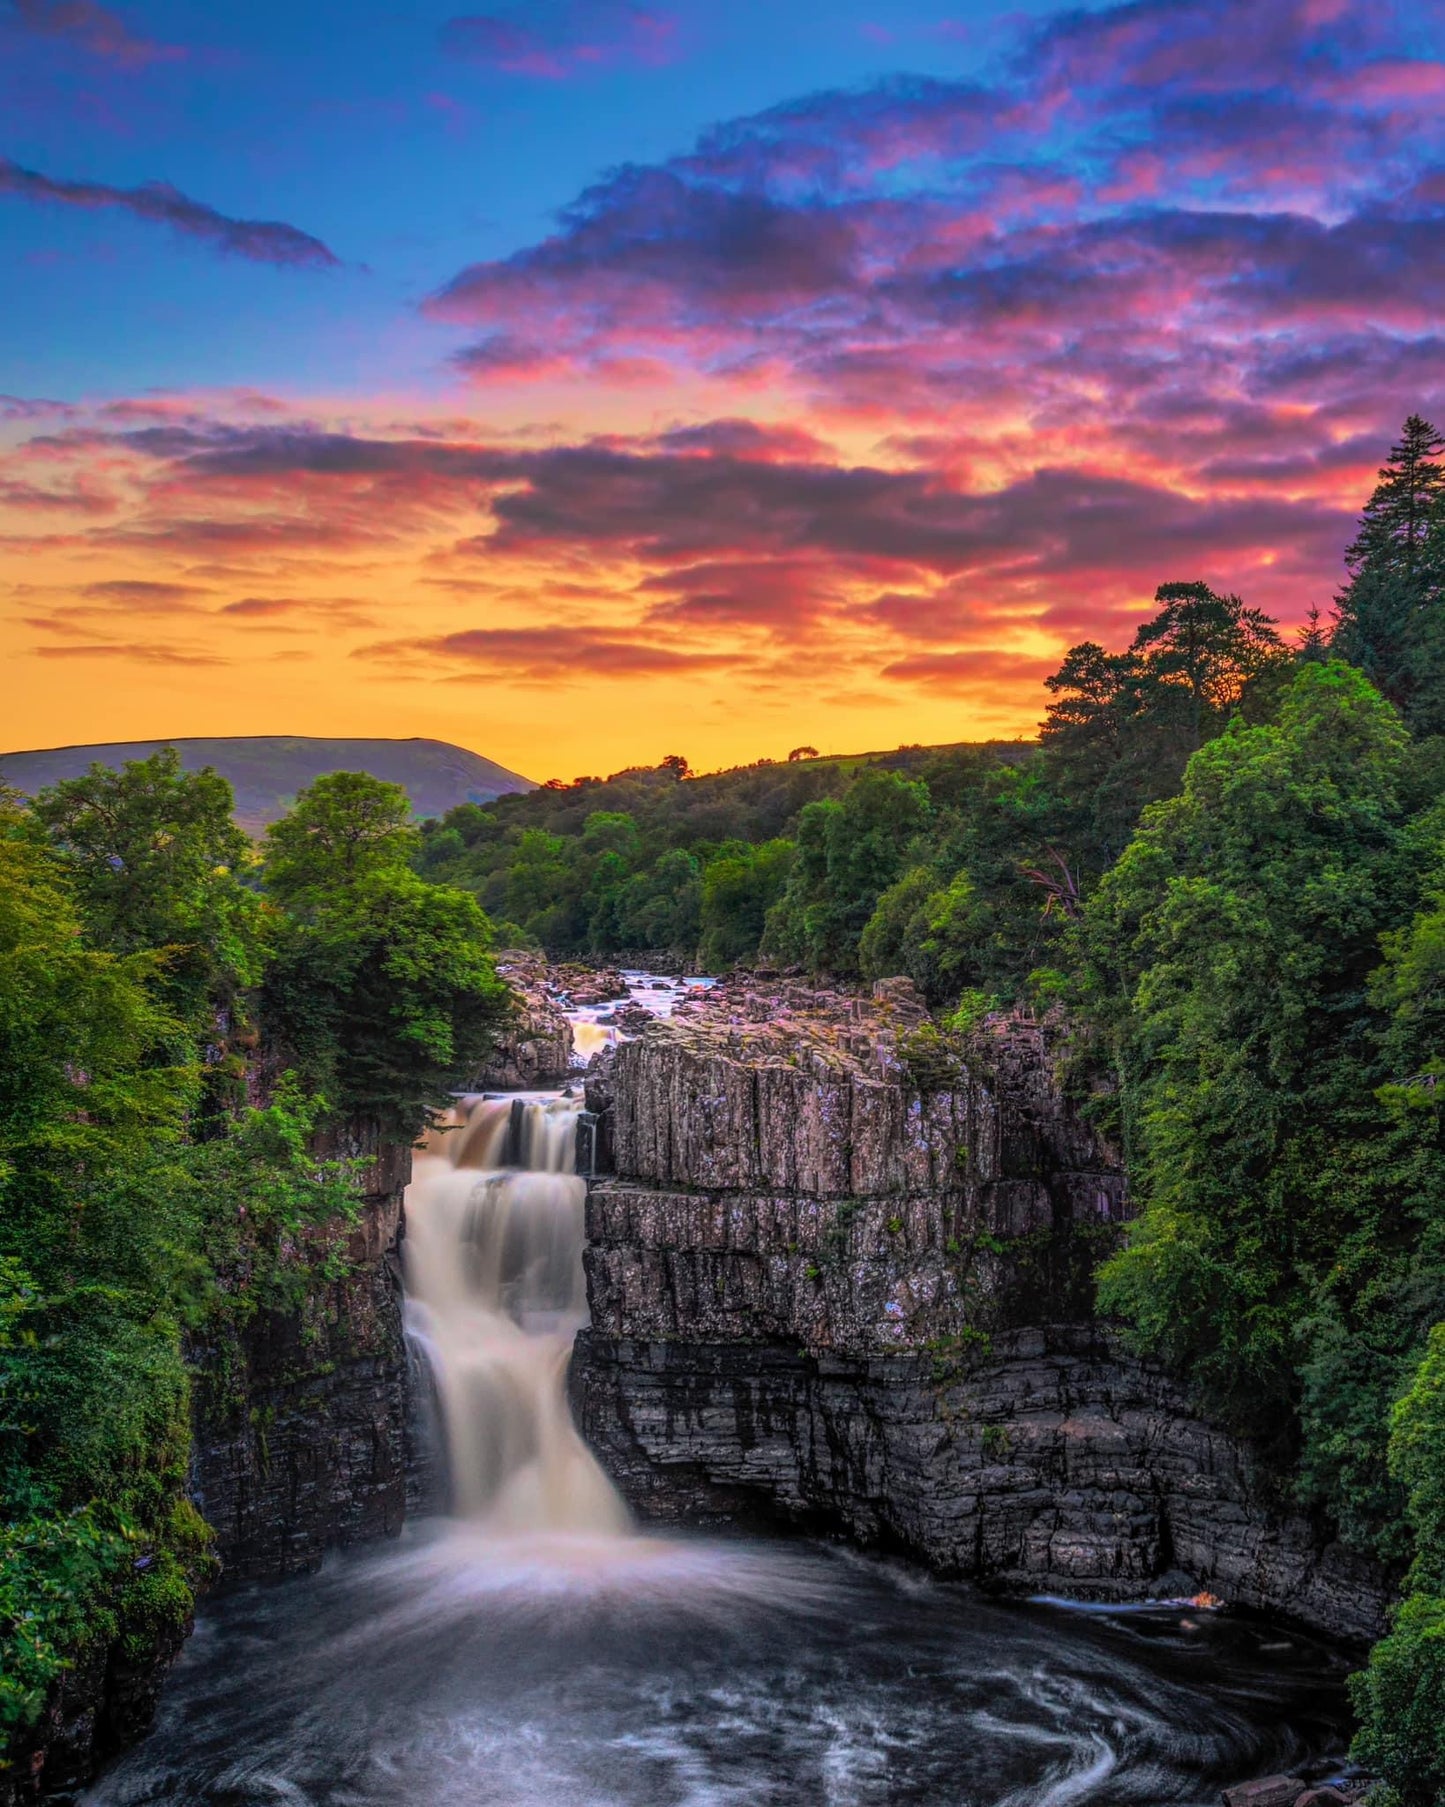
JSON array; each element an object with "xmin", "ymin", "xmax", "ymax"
[{"xmin": 403, "ymin": 1091, "xmax": 628, "ymax": 1535}]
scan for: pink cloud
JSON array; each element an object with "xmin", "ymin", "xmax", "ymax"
[
  {"xmin": 4, "ymin": 0, "xmax": 183, "ymax": 69},
  {"xmin": 439, "ymin": 5, "xmax": 677, "ymax": 80}
]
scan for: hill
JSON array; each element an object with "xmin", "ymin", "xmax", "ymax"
[{"xmin": 0, "ymin": 736, "xmax": 535, "ymax": 832}]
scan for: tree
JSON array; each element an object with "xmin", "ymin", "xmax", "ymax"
[
  {"xmin": 1349, "ymin": 1593, "xmax": 1445, "ymax": 1807},
  {"xmin": 611, "ymin": 848, "xmax": 703, "ymax": 952},
  {"xmin": 1086, "ymin": 662, "xmax": 1412, "ymax": 1431},
  {"xmin": 1350, "ymin": 1325, "xmax": 1445, "ymax": 1806},
  {"xmin": 1041, "ymin": 587, "xmax": 1286, "ymax": 876},
  {"xmin": 1133, "ymin": 580, "xmax": 1285, "ymax": 751},
  {"xmin": 788, "ymin": 746, "xmax": 819, "ymax": 762},
  {"xmin": 763, "ymin": 770, "xmax": 930, "ymax": 974},
  {"xmin": 0, "ymin": 818, "xmax": 200, "ymax": 1736},
  {"xmin": 859, "ymin": 867, "xmax": 987, "ymax": 1000},
  {"xmin": 698, "ymin": 840, "xmax": 794, "ymax": 968},
  {"xmin": 261, "ymin": 779, "xmax": 507, "ymax": 1129},
  {"xmin": 263, "ymin": 771, "xmax": 420, "ymax": 903},
  {"xmin": 30, "ymin": 748, "xmax": 262, "ymax": 1033},
  {"xmin": 1333, "ymin": 415, "xmax": 1445, "ymax": 733},
  {"xmin": 1346, "ymin": 415, "xmax": 1445, "ymax": 587},
  {"xmin": 262, "ymin": 868, "xmax": 508, "ymax": 1132}
]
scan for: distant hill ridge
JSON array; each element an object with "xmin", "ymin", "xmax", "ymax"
[{"xmin": 0, "ymin": 736, "xmax": 536, "ymax": 833}]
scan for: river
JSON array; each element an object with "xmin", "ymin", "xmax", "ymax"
[{"xmin": 85, "ymin": 978, "xmax": 1352, "ymax": 1807}]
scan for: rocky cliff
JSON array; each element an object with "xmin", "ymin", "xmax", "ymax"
[
  {"xmin": 187, "ymin": 1118, "xmax": 414, "ymax": 1582},
  {"xmin": 4, "ymin": 1117, "xmax": 418, "ymax": 1807},
  {"xmin": 473, "ymin": 955, "xmax": 575, "ymax": 1088},
  {"xmin": 572, "ymin": 979, "xmax": 1393, "ymax": 1644}
]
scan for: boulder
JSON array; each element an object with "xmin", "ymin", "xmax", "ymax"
[
  {"xmin": 475, "ymin": 954, "xmax": 575, "ymax": 1087},
  {"xmin": 1221, "ymin": 1783, "xmax": 1306, "ymax": 1807}
]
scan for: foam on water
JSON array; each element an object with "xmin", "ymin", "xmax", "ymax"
[
  {"xmin": 87, "ymin": 1524, "xmax": 1350, "ymax": 1807},
  {"xmin": 84, "ymin": 982, "xmax": 1350, "ymax": 1806}
]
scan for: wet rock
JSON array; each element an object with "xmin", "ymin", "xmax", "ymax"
[
  {"xmin": 188, "ymin": 1115, "xmax": 415, "ymax": 1583},
  {"xmin": 1221, "ymin": 1780, "xmax": 1306, "ymax": 1807},
  {"xmin": 475, "ymin": 954, "xmax": 574, "ymax": 1087},
  {"xmin": 555, "ymin": 964, "xmax": 630, "ymax": 1007},
  {"xmin": 573, "ymin": 1329, "xmax": 1392, "ymax": 1641}
]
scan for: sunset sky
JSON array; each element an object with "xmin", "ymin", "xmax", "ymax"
[{"xmin": 3, "ymin": 0, "xmax": 1443, "ymax": 782}]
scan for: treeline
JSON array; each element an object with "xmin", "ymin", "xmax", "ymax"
[
  {"xmin": 1061, "ymin": 418, "xmax": 1445, "ymax": 1806},
  {"xmin": 413, "ymin": 585, "xmax": 1311, "ymax": 1004},
  {"xmin": 0, "ymin": 762, "xmax": 505, "ymax": 1756},
  {"xmin": 417, "ymin": 424, "xmax": 1445, "ymax": 1019}
]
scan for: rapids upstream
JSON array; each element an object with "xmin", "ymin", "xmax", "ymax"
[{"xmin": 86, "ymin": 984, "xmax": 1353, "ymax": 1807}]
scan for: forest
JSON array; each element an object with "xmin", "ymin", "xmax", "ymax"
[
  {"xmin": 5, "ymin": 417, "xmax": 1445, "ymax": 1802},
  {"xmin": 0, "ymin": 761, "xmax": 509, "ymax": 1748}
]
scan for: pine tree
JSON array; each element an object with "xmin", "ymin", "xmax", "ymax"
[
  {"xmin": 1333, "ymin": 415, "xmax": 1445, "ymax": 728},
  {"xmin": 1346, "ymin": 415, "xmax": 1445, "ymax": 582}
]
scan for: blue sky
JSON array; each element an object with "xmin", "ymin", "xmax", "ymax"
[
  {"xmin": 3, "ymin": 0, "xmax": 1443, "ymax": 777},
  {"xmin": 1, "ymin": 0, "xmax": 1114, "ymax": 399}
]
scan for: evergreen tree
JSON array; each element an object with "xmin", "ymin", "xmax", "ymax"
[
  {"xmin": 1041, "ymin": 583, "xmax": 1285, "ymax": 873},
  {"xmin": 1334, "ymin": 415, "xmax": 1445, "ymax": 730}
]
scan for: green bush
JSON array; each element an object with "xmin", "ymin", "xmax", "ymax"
[{"xmin": 1351, "ymin": 1593, "xmax": 1445, "ymax": 1807}]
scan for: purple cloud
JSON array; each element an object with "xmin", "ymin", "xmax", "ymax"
[
  {"xmin": 0, "ymin": 158, "xmax": 340, "ymax": 268},
  {"xmin": 420, "ymin": 0, "xmax": 1445, "ymax": 513},
  {"xmin": 440, "ymin": 4, "xmax": 676, "ymax": 79},
  {"xmin": 3, "ymin": 0, "xmax": 181, "ymax": 68}
]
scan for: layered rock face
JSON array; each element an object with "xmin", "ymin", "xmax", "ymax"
[
  {"xmin": 3, "ymin": 1120, "xmax": 418, "ymax": 1806},
  {"xmin": 188, "ymin": 1119, "xmax": 413, "ymax": 1582},
  {"xmin": 572, "ymin": 981, "xmax": 1392, "ymax": 1643},
  {"xmin": 473, "ymin": 955, "xmax": 575, "ymax": 1088}
]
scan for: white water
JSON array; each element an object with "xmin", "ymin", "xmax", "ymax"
[
  {"xmin": 403, "ymin": 1089, "xmax": 628, "ymax": 1535},
  {"xmin": 87, "ymin": 981, "xmax": 1351, "ymax": 1806},
  {"xmin": 565, "ymin": 969, "xmax": 715, "ymax": 1065}
]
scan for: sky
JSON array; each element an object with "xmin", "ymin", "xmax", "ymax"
[{"xmin": 2, "ymin": 0, "xmax": 1444, "ymax": 782}]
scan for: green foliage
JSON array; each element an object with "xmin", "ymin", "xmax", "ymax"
[
  {"xmin": 1392, "ymin": 1325, "xmax": 1445, "ymax": 1596},
  {"xmin": 185, "ymin": 1082, "xmax": 366, "ymax": 1325},
  {"xmin": 1351, "ymin": 1328, "xmax": 1445, "ymax": 1804},
  {"xmin": 764, "ymin": 769, "xmax": 931, "ymax": 974},
  {"xmin": 860, "ymin": 866, "xmax": 988, "ymax": 999},
  {"xmin": 895, "ymin": 1021, "xmax": 966, "ymax": 1095},
  {"xmin": 1351, "ymin": 1593, "xmax": 1445, "ymax": 1807},
  {"xmin": 263, "ymin": 867, "xmax": 507, "ymax": 1132},
  {"xmin": 261, "ymin": 772, "xmax": 507, "ymax": 1131},
  {"xmin": 263, "ymin": 770, "xmax": 420, "ymax": 904},
  {"xmin": 0, "ymin": 1509, "xmax": 122, "ymax": 1737},
  {"xmin": 1333, "ymin": 415, "xmax": 1445, "ymax": 735},
  {"xmin": 0, "ymin": 823, "xmax": 202, "ymax": 1747},
  {"xmin": 1089, "ymin": 662, "xmax": 1413, "ymax": 1432},
  {"xmin": 1041, "ymin": 581, "xmax": 1287, "ymax": 869},
  {"xmin": 29, "ymin": 747, "xmax": 263, "ymax": 1034},
  {"xmin": 2, "ymin": 756, "xmax": 502, "ymax": 1756},
  {"xmin": 697, "ymin": 839, "xmax": 794, "ymax": 968}
]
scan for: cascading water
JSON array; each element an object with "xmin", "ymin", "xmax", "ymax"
[
  {"xmin": 86, "ymin": 980, "xmax": 1354, "ymax": 1806},
  {"xmin": 403, "ymin": 1090, "xmax": 628, "ymax": 1535}
]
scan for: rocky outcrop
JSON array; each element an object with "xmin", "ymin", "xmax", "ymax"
[
  {"xmin": 574, "ymin": 1327, "xmax": 1389, "ymax": 1645},
  {"xmin": 573, "ymin": 981, "xmax": 1394, "ymax": 1644},
  {"xmin": 474, "ymin": 955, "xmax": 575, "ymax": 1088},
  {"xmin": 4, "ymin": 1117, "xmax": 419, "ymax": 1806},
  {"xmin": 187, "ymin": 1118, "xmax": 414, "ymax": 1583},
  {"xmin": 0, "ymin": 1615, "xmax": 192, "ymax": 1807}
]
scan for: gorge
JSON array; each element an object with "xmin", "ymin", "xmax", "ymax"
[{"xmin": 76, "ymin": 971, "xmax": 1371, "ymax": 1807}]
